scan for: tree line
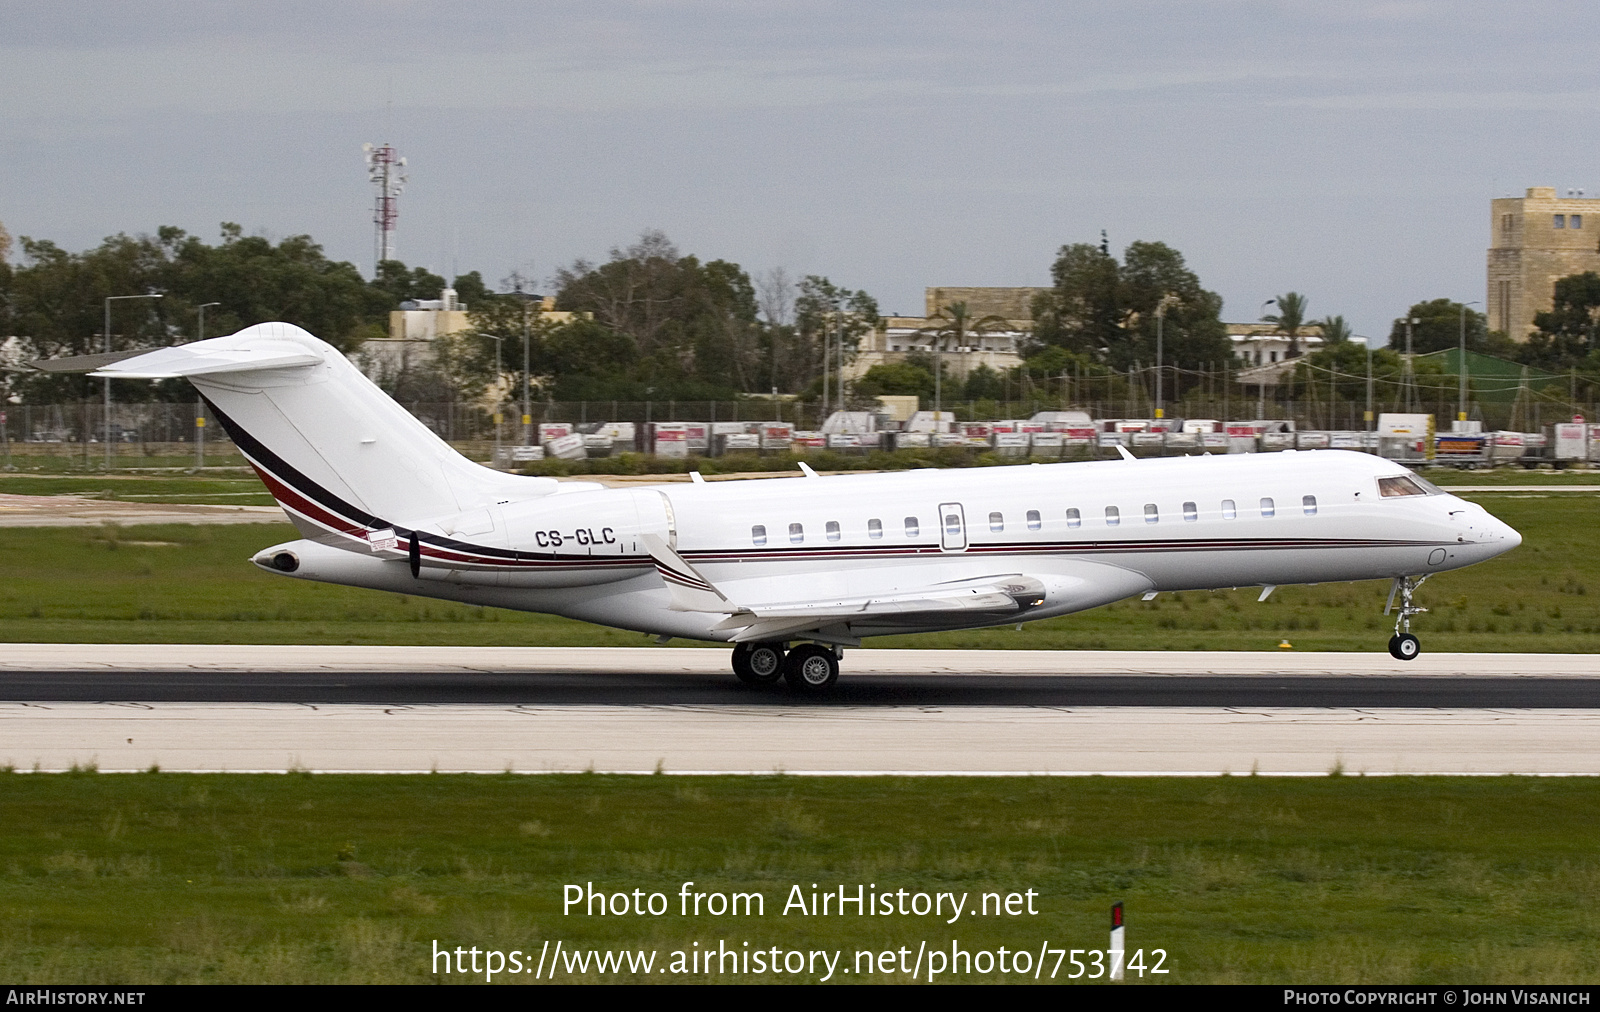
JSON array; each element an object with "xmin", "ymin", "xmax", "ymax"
[{"xmin": 6, "ymin": 216, "xmax": 1599, "ymax": 411}]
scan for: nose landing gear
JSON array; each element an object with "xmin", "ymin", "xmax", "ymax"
[{"xmin": 1385, "ymin": 575, "xmax": 1429, "ymax": 661}]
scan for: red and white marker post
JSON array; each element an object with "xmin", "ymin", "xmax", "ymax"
[{"xmin": 1109, "ymin": 901, "xmax": 1125, "ymax": 980}]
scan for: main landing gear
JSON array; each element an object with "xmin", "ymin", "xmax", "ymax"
[
  {"xmin": 1385, "ymin": 575, "xmax": 1429, "ymax": 661},
  {"xmin": 730, "ymin": 641, "xmax": 840, "ymax": 694},
  {"xmin": 731, "ymin": 641, "xmax": 784, "ymax": 685}
]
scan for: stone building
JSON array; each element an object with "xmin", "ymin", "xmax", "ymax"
[
  {"xmin": 846, "ymin": 287, "xmax": 1044, "ymax": 382},
  {"xmin": 1487, "ymin": 186, "xmax": 1600, "ymax": 340}
]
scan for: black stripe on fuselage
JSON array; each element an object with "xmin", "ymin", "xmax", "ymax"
[
  {"xmin": 204, "ymin": 398, "xmax": 386, "ymax": 531},
  {"xmin": 206, "ymin": 397, "xmax": 646, "ymax": 567}
]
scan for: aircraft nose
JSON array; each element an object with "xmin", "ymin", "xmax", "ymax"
[
  {"xmin": 1499, "ymin": 519, "xmax": 1523, "ymax": 551},
  {"xmin": 1477, "ymin": 515, "xmax": 1521, "ymax": 556}
]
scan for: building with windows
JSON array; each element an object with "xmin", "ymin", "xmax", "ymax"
[
  {"xmin": 1487, "ymin": 186, "xmax": 1600, "ymax": 340},
  {"xmin": 846, "ymin": 287, "xmax": 1043, "ymax": 382},
  {"xmin": 1228, "ymin": 322, "xmax": 1324, "ymax": 366}
]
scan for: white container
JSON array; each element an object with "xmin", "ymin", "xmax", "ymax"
[
  {"xmin": 546, "ymin": 432, "xmax": 588, "ymax": 460},
  {"xmin": 993, "ymin": 432, "xmax": 1029, "ymax": 455},
  {"xmin": 1554, "ymin": 422, "xmax": 1588, "ymax": 460}
]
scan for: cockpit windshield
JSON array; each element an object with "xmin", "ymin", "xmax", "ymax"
[{"xmin": 1377, "ymin": 474, "xmax": 1439, "ymax": 497}]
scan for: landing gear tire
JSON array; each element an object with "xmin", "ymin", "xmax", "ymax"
[
  {"xmin": 1388, "ymin": 633, "xmax": 1420, "ymax": 661},
  {"xmin": 732, "ymin": 642, "xmax": 785, "ymax": 685},
  {"xmin": 783, "ymin": 644, "xmax": 839, "ymax": 694}
]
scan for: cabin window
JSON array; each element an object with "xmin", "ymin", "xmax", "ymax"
[
  {"xmin": 1222, "ymin": 499, "xmax": 1237, "ymax": 520},
  {"xmin": 989, "ymin": 511, "xmax": 1004, "ymax": 532},
  {"xmin": 1378, "ymin": 475, "xmax": 1428, "ymax": 497},
  {"xmin": 1303, "ymin": 494, "xmax": 1318, "ymax": 516},
  {"xmin": 751, "ymin": 524, "xmax": 767, "ymax": 546},
  {"xmin": 1105, "ymin": 506, "xmax": 1120, "ymax": 527},
  {"xmin": 1027, "ymin": 509, "xmax": 1041, "ymax": 531},
  {"xmin": 1066, "ymin": 508, "xmax": 1081, "ymax": 529},
  {"xmin": 826, "ymin": 520, "xmax": 841, "ymax": 542},
  {"xmin": 1144, "ymin": 503, "xmax": 1159, "ymax": 524},
  {"xmin": 1183, "ymin": 501, "xmax": 1198, "ymax": 522},
  {"xmin": 789, "ymin": 522, "xmax": 804, "ymax": 544},
  {"xmin": 904, "ymin": 516, "xmax": 920, "ymax": 537},
  {"xmin": 868, "ymin": 518, "xmax": 883, "ymax": 539},
  {"xmin": 1260, "ymin": 497, "xmax": 1275, "ymax": 518}
]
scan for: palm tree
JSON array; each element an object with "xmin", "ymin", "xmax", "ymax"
[
  {"xmin": 914, "ymin": 301, "xmax": 1013, "ymax": 416},
  {"xmin": 1262, "ymin": 292, "xmax": 1309, "ymax": 359},
  {"xmin": 1315, "ymin": 314, "xmax": 1352, "ymax": 346}
]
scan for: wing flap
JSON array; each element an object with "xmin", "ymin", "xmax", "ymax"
[{"xmin": 713, "ymin": 575, "xmax": 1044, "ymax": 627}]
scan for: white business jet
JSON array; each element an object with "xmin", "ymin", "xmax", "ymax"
[{"xmin": 95, "ymin": 323, "xmax": 1522, "ymax": 693}]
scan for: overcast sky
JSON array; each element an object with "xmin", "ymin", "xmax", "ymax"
[{"xmin": 4, "ymin": 0, "xmax": 1598, "ymax": 338}]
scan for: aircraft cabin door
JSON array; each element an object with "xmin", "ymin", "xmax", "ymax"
[{"xmin": 939, "ymin": 502, "xmax": 967, "ymax": 551}]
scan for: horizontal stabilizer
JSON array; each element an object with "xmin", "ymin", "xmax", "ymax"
[
  {"xmin": 28, "ymin": 350, "xmax": 148, "ymax": 374},
  {"xmin": 91, "ymin": 330, "xmax": 324, "ymax": 379}
]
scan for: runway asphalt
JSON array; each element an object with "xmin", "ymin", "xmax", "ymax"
[
  {"xmin": 3, "ymin": 669, "xmax": 1600, "ymax": 707},
  {"xmin": 2, "ymin": 646, "xmax": 1597, "ymax": 707},
  {"xmin": 4, "ymin": 647, "xmax": 1597, "ymax": 774}
]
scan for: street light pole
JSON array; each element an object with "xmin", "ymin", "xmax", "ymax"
[
  {"xmin": 103, "ymin": 293, "xmax": 162, "ymax": 469},
  {"xmin": 1458, "ymin": 301, "xmax": 1480, "ymax": 428},
  {"xmin": 1358, "ymin": 336, "xmax": 1374, "ymax": 435},
  {"xmin": 484, "ymin": 334, "xmax": 505, "ymax": 467},
  {"xmin": 1402, "ymin": 316, "xmax": 1420, "ymax": 413},
  {"xmin": 1154, "ymin": 294, "xmax": 1177, "ymax": 421},
  {"xmin": 522, "ymin": 300, "xmax": 532, "ymax": 446},
  {"xmin": 1255, "ymin": 299, "xmax": 1278, "ymax": 422},
  {"xmin": 1155, "ymin": 302, "xmax": 1164, "ymax": 421}
]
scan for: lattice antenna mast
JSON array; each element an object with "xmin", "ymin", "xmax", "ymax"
[{"xmin": 362, "ymin": 142, "xmax": 407, "ymax": 273}]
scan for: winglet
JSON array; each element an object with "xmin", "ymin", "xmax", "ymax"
[
  {"xmin": 798, "ymin": 462, "xmax": 820, "ymax": 478},
  {"xmin": 1115, "ymin": 444, "xmax": 1137, "ymax": 462},
  {"xmin": 641, "ymin": 532, "xmax": 734, "ymax": 612}
]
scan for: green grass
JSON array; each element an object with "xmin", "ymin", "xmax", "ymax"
[
  {"xmin": 0, "ymin": 474, "xmax": 277, "ymax": 506},
  {"xmin": 0, "ymin": 774, "xmax": 1594, "ymax": 984},
  {"xmin": 0, "ymin": 492, "xmax": 1595, "ymax": 649},
  {"xmin": 1421, "ymin": 468, "xmax": 1600, "ymax": 485}
]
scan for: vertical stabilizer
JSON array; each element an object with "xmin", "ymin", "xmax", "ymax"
[{"xmin": 95, "ymin": 323, "xmax": 554, "ymax": 541}]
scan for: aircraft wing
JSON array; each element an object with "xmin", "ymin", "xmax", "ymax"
[
  {"xmin": 640, "ymin": 532, "xmax": 1046, "ymax": 643},
  {"xmin": 713, "ymin": 574, "xmax": 1048, "ymax": 643}
]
